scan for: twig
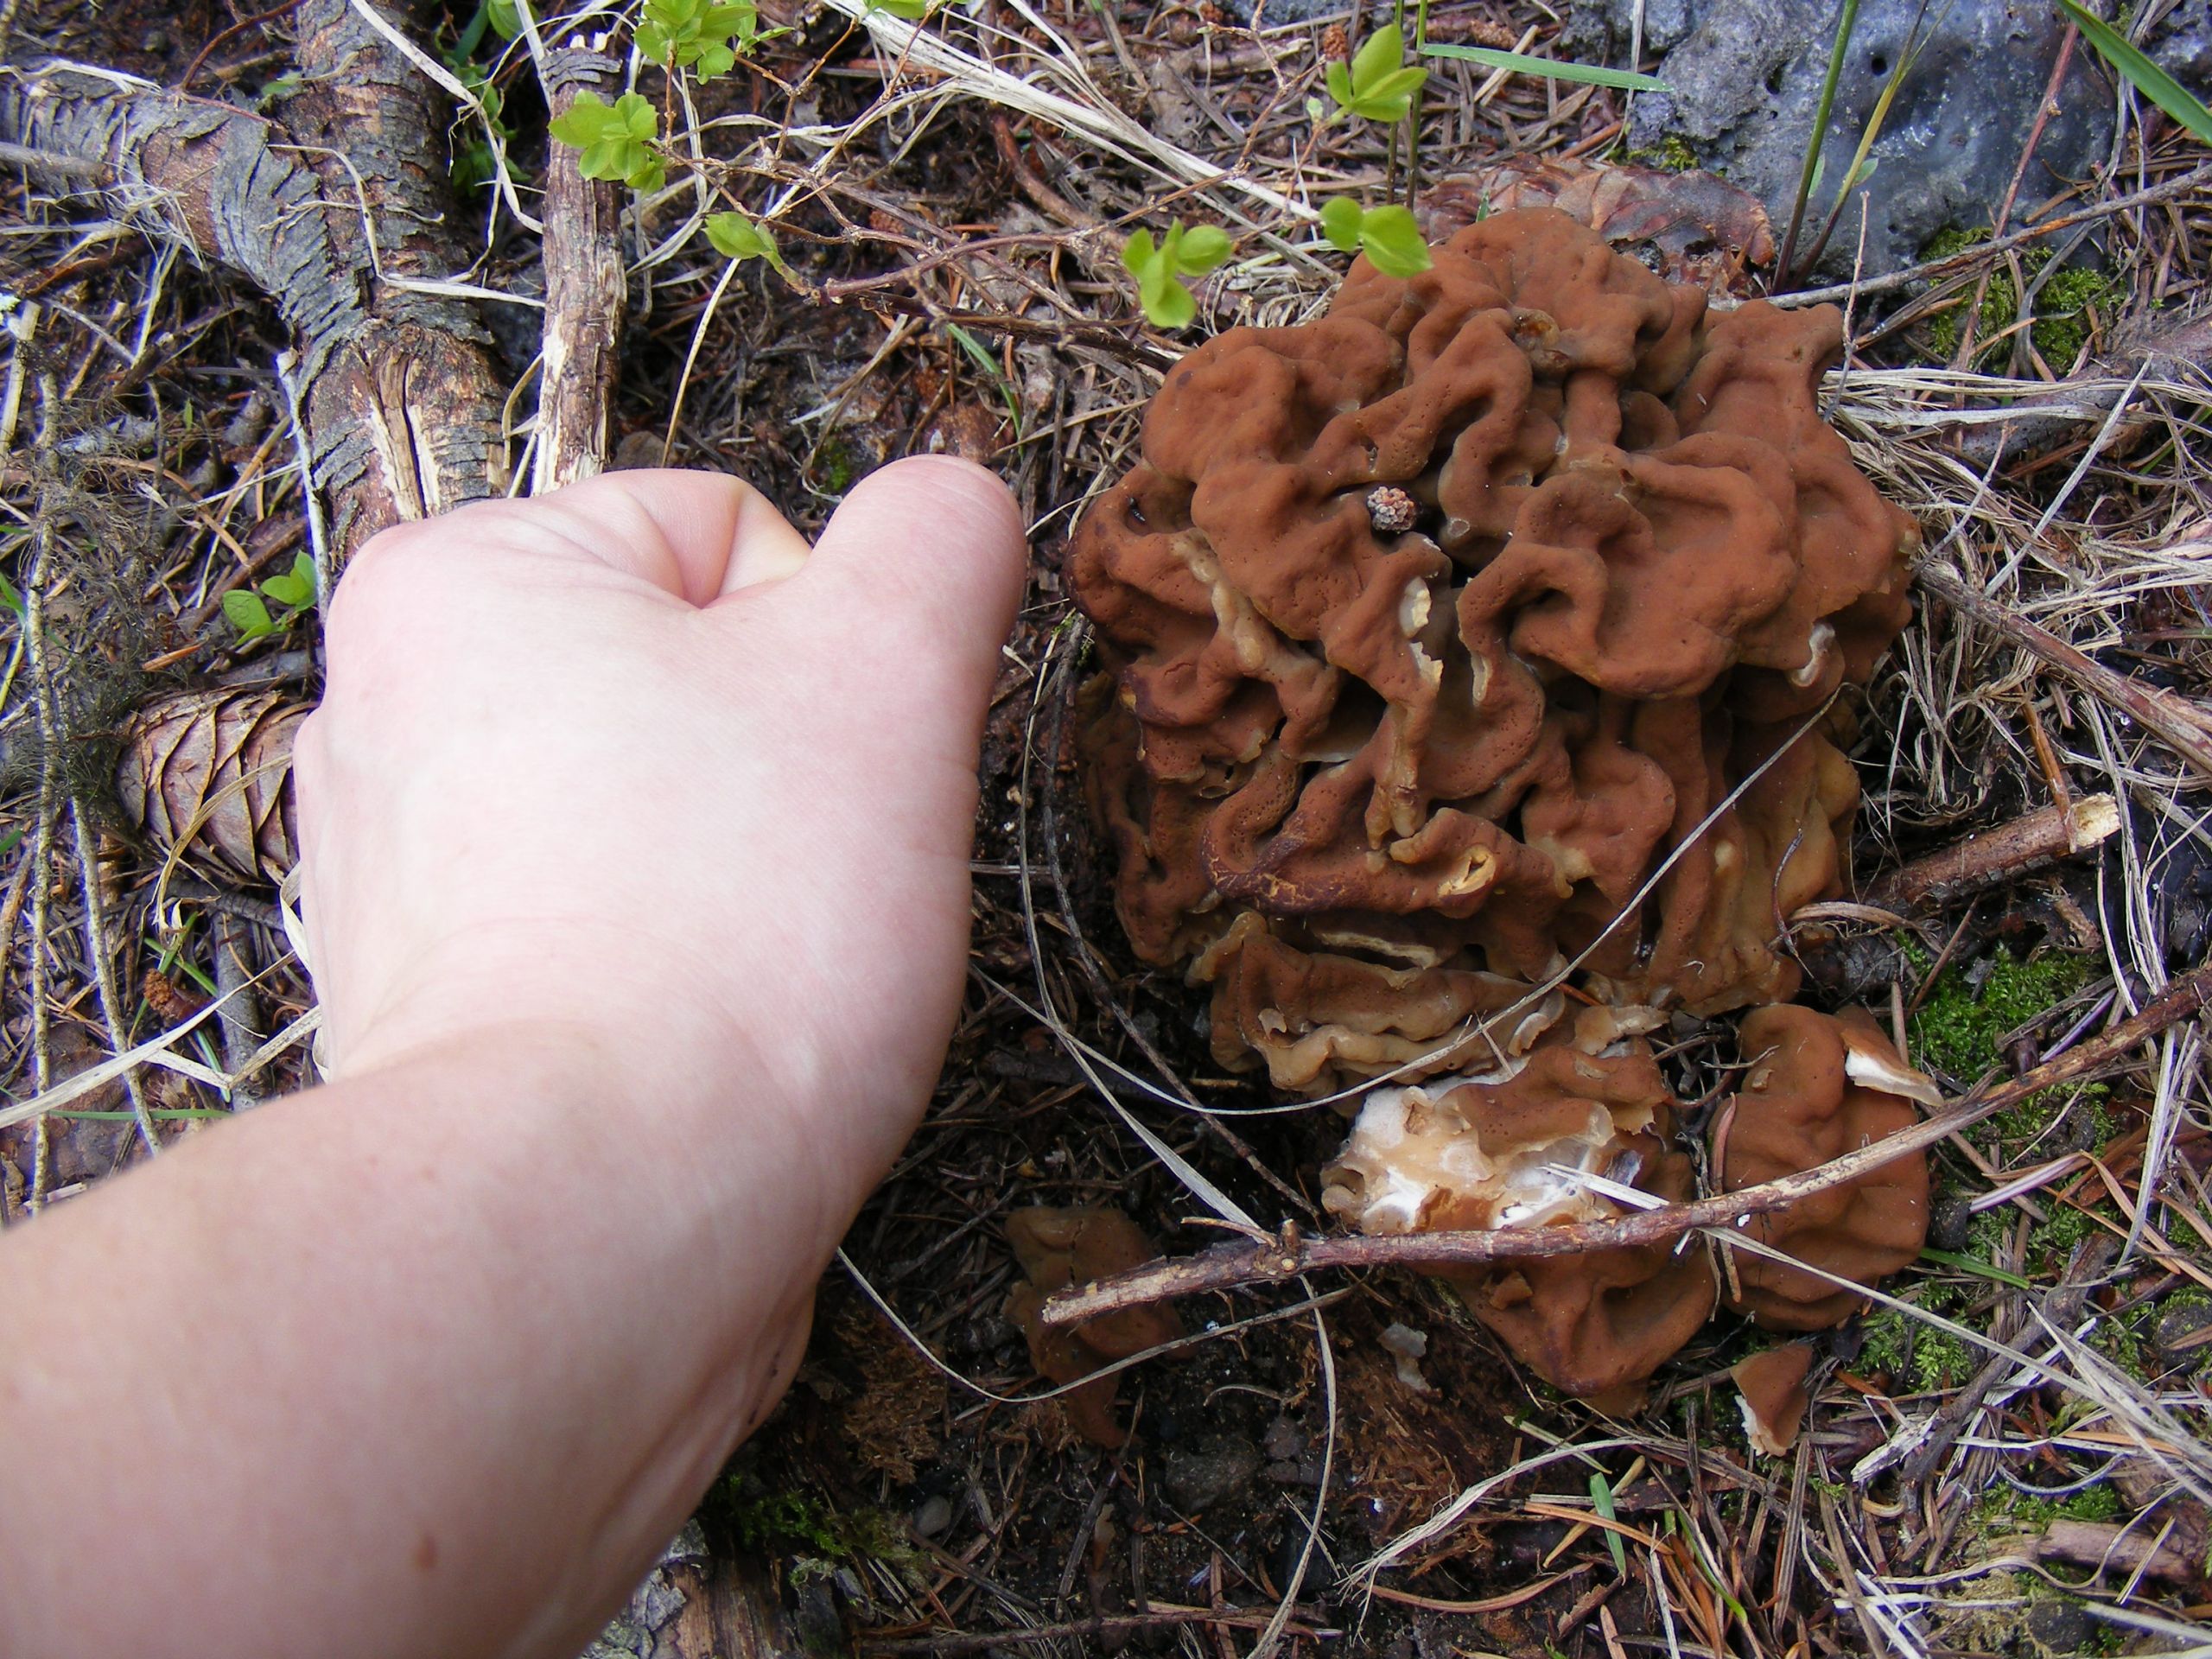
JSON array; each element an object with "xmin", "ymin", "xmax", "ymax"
[
  {"xmin": 1773, "ymin": 164, "xmax": 2212, "ymax": 310},
  {"xmin": 211, "ymin": 911, "xmax": 265, "ymax": 1111},
  {"xmin": 532, "ymin": 41, "xmax": 627, "ymax": 493},
  {"xmin": 1039, "ymin": 963, "xmax": 2212, "ymax": 1325},
  {"xmin": 67, "ymin": 803, "xmax": 159, "ymax": 1156},
  {"xmin": 1915, "ymin": 565, "xmax": 2212, "ymax": 783},
  {"xmin": 1864, "ymin": 793, "xmax": 2120, "ymax": 912},
  {"xmin": 858, "ymin": 1605, "xmax": 1335, "ymax": 1654}
]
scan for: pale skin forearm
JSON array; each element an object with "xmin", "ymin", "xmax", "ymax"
[
  {"xmin": 0, "ymin": 458, "xmax": 1026, "ymax": 1659},
  {"xmin": 0, "ymin": 1027, "xmax": 830, "ymax": 1659}
]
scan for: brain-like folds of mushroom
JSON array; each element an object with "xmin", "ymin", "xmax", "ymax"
[
  {"xmin": 1070, "ymin": 207, "xmax": 1916, "ymax": 1099},
  {"xmin": 1713, "ymin": 1005, "xmax": 1938, "ymax": 1328},
  {"xmin": 1321, "ymin": 1010, "xmax": 1717, "ymax": 1406}
]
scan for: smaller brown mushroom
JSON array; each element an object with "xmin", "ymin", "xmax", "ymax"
[
  {"xmin": 1321, "ymin": 1020, "xmax": 1717, "ymax": 1409},
  {"xmin": 1004, "ymin": 1207, "xmax": 1184, "ymax": 1446},
  {"xmin": 1730, "ymin": 1341, "xmax": 1815, "ymax": 1456},
  {"xmin": 1713, "ymin": 1006, "xmax": 1938, "ymax": 1328}
]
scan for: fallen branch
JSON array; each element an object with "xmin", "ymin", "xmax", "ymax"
[
  {"xmin": 1039, "ymin": 963, "xmax": 2212, "ymax": 1327},
  {"xmin": 1916, "ymin": 565, "xmax": 2212, "ymax": 783},
  {"xmin": 533, "ymin": 38, "xmax": 626, "ymax": 493},
  {"xmin": 1, "ymin": 6, "xmax": 509, "ymax": 556},
  {"xmin": 1864, "ymin": 792, "xmax": 2120, "ymax": 912},
  {"xmin": 1957, "ymin": 308, "xmax": 2212, "ymax": 471}
]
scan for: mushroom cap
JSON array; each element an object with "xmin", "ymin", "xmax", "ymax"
[
  {"xmin": 1714, "ymin": 1006, "xmax": 1934, "ymax": 1328},
  {"xmin": 1004, "ymin": 1206, "xmax": 1184, "ymax": 1446},
  {"xmin": 1323, "ymin": 1029, "xmax": 1717, "ymax": 1403},
  {"xmin": 1071, "ymin": 207, "xmax": 1917, "ymax": 1090},
  {"xmin": 1731, "ymin": 1341, "xmax": 1816, "ymax": 1456}
]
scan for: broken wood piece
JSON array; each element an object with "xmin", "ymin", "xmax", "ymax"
[
  {"xmin": 2024, "ymin": 1517, "xmax": 2202, "ymax": 1586},
  {"xmin": 1864, "ymin": 794, "xmax": 2120, "ymax": 912},
  {"xmin": 1, "ymin": 38, "xmax": 508, "ymax": 558},
  {"xmin": 534, "ymin": 41, "xmax": 628, "ymax": 493}
]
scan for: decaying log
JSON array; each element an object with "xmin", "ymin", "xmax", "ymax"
[
  {"xmin": 534, "ymin": 39, "xmax": 628, "ymax": 492},
  {"xmin": 0, "ymin": 10, "xmax": 509, "ymax": 556}
]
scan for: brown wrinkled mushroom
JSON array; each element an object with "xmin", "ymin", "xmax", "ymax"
[
  {"xmin": 1003, "ymin": 1206, "xmax": 1183, "ymax": 1446},
  {"xmin": 1321, "ymin": 1017, "xmax": 1716, "ymax": 1408},
  {"xmin": 1071, "ymin": 206, "xmax": 1916, "ymax": 1096},
  {"xmin": 1713, "ymin": 1007, "xmax": 1936, "ymax": 1328},
  {"xmin": 1730, "ymin": 1341, "xmax": 1815, "ymax": 1456}
]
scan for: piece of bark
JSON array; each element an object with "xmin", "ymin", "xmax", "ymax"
[
  {"xmin": 1864, "ymin": 795, "xmax": 2120, "ymax": 912},
  {"xmin": 0, "ymin": 41, "xmax": 508, "ymax": 556},
  {"xmin": 533, "ymin": 41, "xmax": 628, "ymax": 493},
  {"xmin": 2030, "ymin": 1517, "xmax": 2203, "ymax": 1586}
]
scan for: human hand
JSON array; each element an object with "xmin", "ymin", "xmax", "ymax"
[{"xmin": 294, "ymin": 458, "xmax": 1027, "ymax": 1249}]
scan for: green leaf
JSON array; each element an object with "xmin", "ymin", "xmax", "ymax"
[
  {"xmin": 257, "ymin": 551, "xmax": 317, "ymax": 611},
  {"xmin": 637, "ymin": 18, "xmax": 673, "ymax": 57},
  {"xmin": 1175, "ymin": 223, "xmax": 1231, "ymax": 274},
  {"xmin": 0, "ymin": 569, "xmax": 23, "ymax": 621},
  {"xmin": 706, "ymin": 211, "xmax": 774, "ymax": 261},
  {"xmin": 1350, "ymin": 22, "xmax": 1405, "ymax": 89},
  {"xmin": 1142, "ymin": 273, "xmax": 1197, "ymax": 330},
  {"xmin": 223, "ymin": 589, "xmax": 277, "ymax": 640},
  {"xmin": 1121, "ymin": 228, "xmax": 1157, "ymax": 277},
  {"xmin": 1319, "ymin": 195, "xmax": 1364, "ymax": 252},
  {"xmin": 1419, "ymin": 41, "xmax": 1669, "ymax": 92},
  {"xmin": 1356, "ymin": 203, "xmax": 1431, "ymax": 276},
  {"xmin": 1326, "ymin": 22, "xmax": 1427, "ymax": 122},
  {"xmin": 549, "ymin": 90, "xmax": 620, "ymax": 149},
  {"xmin": 871, "ymin": 0, "xmax": 933, "ymax": 17},
  {"xmin": 257, "ymin": 71, "xmax": 305, "ymax": 109},
  {"xmin": 486, "ymin": 0, "xmax": 522, "ymax": 39},
  {"xmin": 619, "ymin": 91, "xmax": 658, "ymax": 139},
  {"xmin": 1323, "ymin": 60, "xmax": 1353, "ymax": 118},
  {"xmin": 2059, "ymin": 0, "xmax": 2212, "ymax": 143}
]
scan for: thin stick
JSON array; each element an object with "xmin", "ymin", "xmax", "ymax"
[
  {"xmin": 1773, "ymin": 163, "xmax": 2212, "ymax": 309},
  {"xmin": 1039, "ymin": 963, "xmax": 2212, "ymax": 1325},
  {"xmin": 1916, "ymin": 565, "xmax": 2212, "ymax": 782}
]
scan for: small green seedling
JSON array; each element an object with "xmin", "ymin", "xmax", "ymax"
[
  {"xmin": 869, "ymin": 0, "xmax": 939, "ymax": 18},
  {"xmin": 1318, "ymin": 198, "xmax": 1432, "ymax": 277},
  {"xmin": 1122, "ymin": 221, "xmax": 1231, "ymax": 330},
  {"xmin": 1324, "ymin": 24, "xmax": 1428, "ymax": 125},
  {"xmin": 548, "ymin": 91, "xmax": 664, "ymax": 193},
  {"xmin": 0, "ymin": 568, "xmax": 24, "ymax": 622},
  {"xmin": 705, "ymin": 210, "xmax": 791, "ymax": 276},
  {"xmin": 637, "ymin": 0, "xmax": 771, "ymax": 79},
  {"xmin": 224, "ymin": 551, "xmax": 317, "ymax": 643}
]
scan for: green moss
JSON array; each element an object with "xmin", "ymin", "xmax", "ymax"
[
  {"xmin": 1916, "ymin": 226, "xmax": 2122, "ymax": 370},
  {"xmin": 1625, "ymin": 133, "xmax": 1700, "ymax": 173},
  {"xmin": 1858, "ymin": 1296, "xmax": 1973, "ymax": 1391},
  {"xmin": 816, "ymin": 436, "xmax": 856, "ymax": 495},
  {"xmin": 1910, "ymin": 950, "xmax": 2093, "ymax": 1079}
]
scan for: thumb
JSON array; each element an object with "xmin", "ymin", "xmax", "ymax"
[{"xmin": 785, "ymin": 456, "xmax": 1027, "ymax": 699}]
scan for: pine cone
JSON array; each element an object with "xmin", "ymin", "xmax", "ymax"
[{"xmin": 116, "ymin": 690, "xmax": 306, "ymax": 885}]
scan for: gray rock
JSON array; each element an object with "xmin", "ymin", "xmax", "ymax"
[
  {"xmin": 2145, "ymin": 0, "xmax": 2212, "ymax": 87},
  {"xmin": 2024, "ymin": 1595, "xmax": 2094, "ymax": 1656},
  {"xmin": 1162, "ymin": 1434, "xmax": 1262, "ymax": 1512},
  {"xmin": 913, "ymin": 1494, "xmax": 955, "ymax": 1537},
  {"xmin": 1218, "ymin": 0, "xmax": 1346, "ymax": 22},
  {"xmin": 1564, "ymin": 0, "xmax": 1700, "ymax": 57},
  {"xmin": 1614, "ymin": 0, "xmax": 2115, "ymax": 276}
]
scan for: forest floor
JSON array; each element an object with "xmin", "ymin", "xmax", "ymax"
[{"xmin": 2, "ymin": 0, "xmax": 2210, "ymax": 1655}]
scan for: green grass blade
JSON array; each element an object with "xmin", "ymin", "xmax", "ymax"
[
  {"xmin": 1779, "ymin": 0, "xmax": 1860, "ymax": 281},
  {"xmin": 1419, "ymin": 42, "xmax": 1668, "ymax": 92},
  {"xmin": 2059, "ymin": 0, "xmax": 2212, "ymax": 143},
  {"xmin": 1588, "ymin": 1471, "xmax": 1628, "ymax": 1576}
]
